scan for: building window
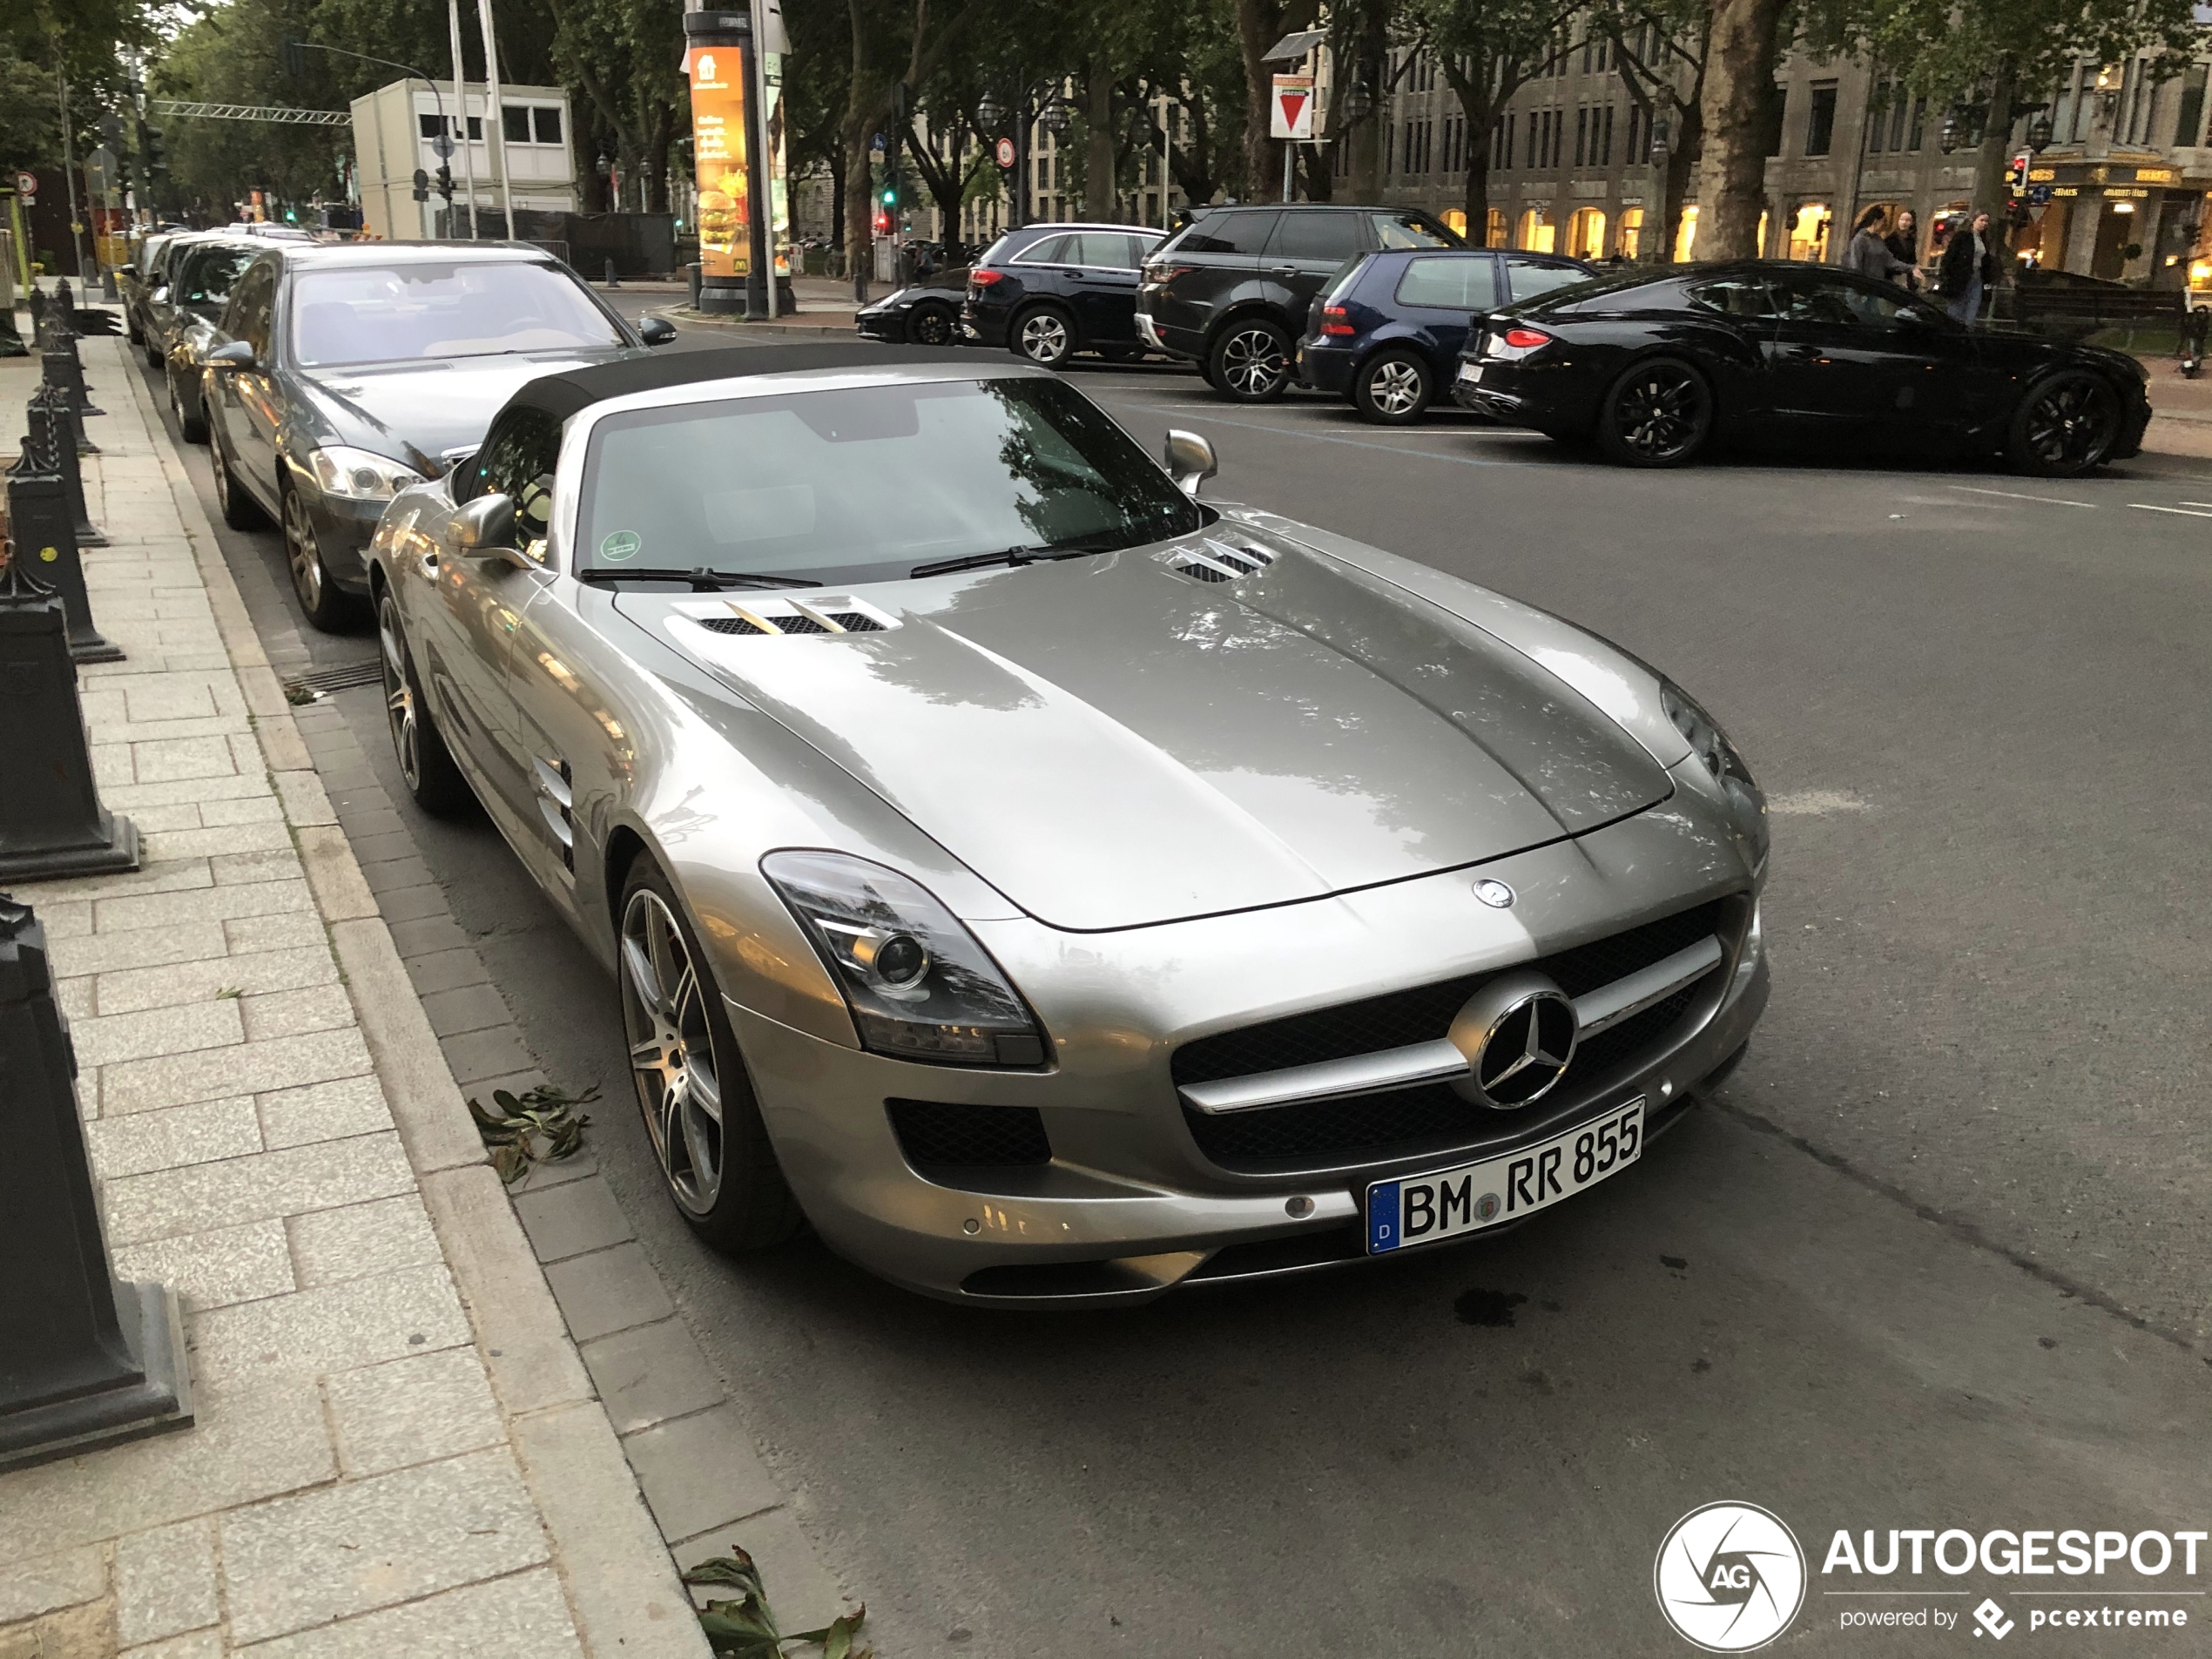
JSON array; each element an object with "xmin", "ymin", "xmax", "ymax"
[
  {"xmin": 1517, "ymin": 206, "xmax": 1554, "ymax": 251},
  {"xmin": 1602, "ymin": 105, "xmax": 1614, "ymax": 165},
  {"xmin": 1804, "ymin": 82, "xmax": 1838, "ymax": 156},
  {"xmin": 1627, "ymin": 104, "xmax": 1643, "ymax": 162},
  {"xmin": 534, "ymin": 106, "xmax": 563, "ymax": 145},
  {"xmin": 1618, "ymin": 206, "xmax": 1645, "ymax": 258},
  {"xmin": 1787, "ymin": 201, "xmax": 1831, "ymax": 260},
  {"xmin": 1487, "ymin": 206, "xmax": 1508, "ymax": 246},
  {"xmin": 502, "ymin": 105, "xmax": 530, "ymax": 143},
  {"xmin": 418, "ymin": 113, "xmax": 442, "ymax": 139},
  {"xmin": 1566, "ymin": 205, "xmax": 1606, "ymax": 258},
  {"xmin": 1906, "ymin": 96, "xmax": 1925, "ymax": 151},
  {"xmin": 1767, "ymin": 85, "xmax": 1787, "ymax": 156},
  {"xmin": 1575, "ymin": 106, "xmax": 1588, "ymax": 167},
  {"xmin": 1527, "ymin": 111, "xmax": 1539, "ymax": 168},
  {"xmin": 1675, "ymin": 204, "xmax": 1698, "ymax": 261},
  {"xmin": 2178, "ymin": 64, "xmax": 2209, "ymax": 146}
]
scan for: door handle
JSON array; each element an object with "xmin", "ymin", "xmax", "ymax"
[
  {"xmin": 420, "ymin": 550, "xmax": 440, "ymax": 577},
  {"xmin": 1270, "ymin": 266, "xmax": 1298, "ymax": 279}
]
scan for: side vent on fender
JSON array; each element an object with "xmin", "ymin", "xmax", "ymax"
[
  {"xmin": 1165, "ymin": 538, "xmax": 1280, "ymax": 585},
  {"xmin": 675, "ymin": 597, "xmax": 900, "ymax": 640}
]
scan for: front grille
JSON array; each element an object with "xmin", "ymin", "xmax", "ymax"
[
  {"xmin": 698, "ymin": 616, "xmax": 766, "ymax": 636},
  {"xmin": 827, "ymin": 611, "xmax": 885, "ymax": 632},
  {"xmin": 774, "ymin": 613, "xmax": 829, "ymax": 635},
  {"xmin": 1175, "ymin": 562, "xmax": 1234, "ymax": 583},
  {"xmin": 1174, "ymin": 900, "xmax": 1730, "ymax": 1172},
  {"xmin": 887, "ymin": 1099, "xmax": 1051, "ymax": 1171}
]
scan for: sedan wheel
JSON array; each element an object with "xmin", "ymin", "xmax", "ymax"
[
  {"xmin": 1015, "ymin": 307, "xmax": 1075, "ymax": 368},
  {"xmin": 910, "ymin": 305, "xmax": 955, "ymax": 347},
  {"xmin": 1355, "ymin": 351, "xmax": 1432, "ymax": 424},
  {"xmin": 1210, "ymin": 321, "xmax": 1292, "ymax": 402},
  {"xmin": 376, "ymin": 590, "xmax": 469, "ymax": 814},
  {"xmin": 618, "ymin": 865, "xmax": 803, "ymax": 1251},
  {"xmin": 1596, "ymin": 357, "xmax": 1712, "ymax": 468},
  {"xmin": 169, "ymin": 368, "xmax": 207, "ymax": 443},
  {"xmin": 282, "ymin": 486, "xmax": 351, "ymax": 631},
  {"xmin": 2008, "ymin": 371, "xmax": 2121, "ymax": 478},
  {"xmin": 210, "ymin": 427, "xmax": 267, "ymax": 529}
]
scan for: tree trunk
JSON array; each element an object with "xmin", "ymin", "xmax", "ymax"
[
  {"xmin": 1347, "ymin": 3, "xmax": 1389, "ymax": 201},
  {"xmin": 1662, "ymin": 112, "xmax": 1702, "ymax": 260},
  {"xmin": 844, "ymin": 125, "xmax": 878, "ymax": 295},
  {"xmin": 1298, "ymin": 145, "xmax": 1332, "ymax": 200},
  {"xmin": 1691, "ymin": 0, "xmax": 1785, "ymax": 260},
  {"xmin": 828, "ymin": 144, "xmax": 846, "ymax": 247},
  {"xmin": 1084, "ymin": 60, "xmax": 1116, "ymax": 220},
  {"xmin": 1237, "ymin": 0, "xmax": 1284, "ymax": 202},
  {"xmin": 1969, "ymin": 56, "xmax": 2019, "ymax": 279},
  {"xmin": 1462, "ymin": 129, "xmax": 1491, "ymax": 241}
]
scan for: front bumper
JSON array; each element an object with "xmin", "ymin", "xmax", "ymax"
[
  {"xmin": 732, "ymin": 795, "xmax": 1769, "ymax": 1307},
  {"xmin": 854, "ymin": 308, "xmax": 907, "ymax": 342}
]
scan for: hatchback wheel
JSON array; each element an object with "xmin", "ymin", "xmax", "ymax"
[
  {"xmin": 1354, "ymin": 350, "xmax": 1432, "ymax": 424},
  {"xmin": 377, "ymin": 590, "xmax": 470, "ymax": 815},
  {"xmin": 282, "ymin": 485, "xmax": 353, "ymax": 631},
  {"xmin": 1209, "ymin": 320, "xmax": 1292, "ymax": 401},
  {"xmin": 210, "ymin": 426, "xmax": 268, "ymax": 529},
  {"xmin": 1595, "ymin": 356, "xmax": 1712, "ymax": 468},
  {"xmin": 2007, "ymin": 370, "xmax": 2120, "ymax": 477},
  {"xmin": 1013, "ymin": 305, "xmax": 1076, "ymax": 368},
  {"xmin": 909, "ymin": 304, "xmax": 955, "ymax": 347},
  {"xmin": 618, "ymin": 860, "xmax": 804, "ymax": 1252}
]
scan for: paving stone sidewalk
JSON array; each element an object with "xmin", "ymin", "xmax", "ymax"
[{"xmin": 0, "ymin": 334, "xmax": 712, "ymax": 1659}]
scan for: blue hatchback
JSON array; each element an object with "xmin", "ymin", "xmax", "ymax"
[{"xmin": 1298, "ymin": 247, "xmax": 1598, "ymax": 423}]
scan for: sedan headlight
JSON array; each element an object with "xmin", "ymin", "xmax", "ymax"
[
  {"xmin": 307, "ymin": 445, "xmax": 424, "ymax": 501},
  {"xmin": 1662, "ymin": 681, "xmax": 1768, "ymax": 870},
  {"xmin": 762, "ymin": 850, "xmax": 1047, "ymax": 1067}
]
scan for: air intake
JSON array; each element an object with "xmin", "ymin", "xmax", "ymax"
[
  {"xmin": 1166, "ymin": 538, "xmax": 1279, "ymax": 584},
  {"xmin": 698, "ymin": 616, "xmax": 766, "ymax": 636},
  {"xmin": 675, "ymin": 597, "xmax": 900, "ymax": 638}
]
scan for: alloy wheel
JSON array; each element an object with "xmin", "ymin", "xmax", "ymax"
[
  {"xmin": 378, "ymin": 597, "xmax": 422, "ymax": 792},
  {"xmin": 283, "ymin": 489, "xmax": 324, "ymax": 614},
  {"xmin": 1367, "ymin": 358, "xmax": 1425, "ymax": 417},
  {"xmin": 620, "ymin": 888, "xmax": 725, "ymax": 1217},
  {"xmin": 912, "ymin": 307, "xmax": 954, "ymax": 347},
  {"xmin": 212, "ymin": 434, "xmax": 233, "ymax": 511},
  {"xmin": 1219, "ymin": 326, "xmax": 1289, "ymax": 397},
  {"xmin": 1613, "ymin": 365, "xmax": 1706, "ymax": 462},
  {"xmin": 2022, "ymin": 377, "xmax": 2117, "ymax": 472},
  {"xmin": 1018, "ymin": 310, "xmax": 1070, "ymax": 364}
]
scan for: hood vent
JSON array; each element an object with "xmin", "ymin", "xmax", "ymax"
[
  {"xmin": 680, "ymin": 597, "xmax": 900, "ymax": 640},
  {"xmin": 1167, "ymin": 539, "xmax": 1279, "ymax": 585}
]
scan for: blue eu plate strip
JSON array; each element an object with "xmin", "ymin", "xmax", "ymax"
[{"xmin": 1367, "ymin": 1181, "xmax": 1401, "ymax": 1253}]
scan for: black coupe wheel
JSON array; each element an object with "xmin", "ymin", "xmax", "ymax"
[
  {"xmin": 210, "ymin": 425, "xmax": 268, "ymax": 529},
  {"xmin": 377, "ymin": 590, "xmax": 470, "ymax": 816},
  {"xmin": 282, "ymin": 484, "xmax": 354, "ymax": 631},
  {"xmin": 1353, "ymin": 350, "xmax": 1432, "ymax": 425},
  {"xmin": 1208, "ymin": 320, "xmax": 1292, "ymax": 402},
  {"xmin": 909, "ymin": 304, "xmax": 955, "ymax": 347},
  {"xmin": 2007, "ymin": 371, "xmax": 2121, "ymax": 478},
  {"xmin": 1013, "ymin": 305, "xmax": 1076, "ymax": 368},
  {"xmin": 618, "ymin": 860, "xmax": 804, "ymax": 1253},
  {"xmin": 1595, "ymin": 356, "xmax": 1713, "ymax": 468}
]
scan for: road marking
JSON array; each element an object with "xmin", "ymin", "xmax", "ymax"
[
  {"xmin": 1103, "ymin": 402, "xmax": 1523, "ymax": 468},
  {"xmin": 2179, "ymin": 501, "xmax": 2212, "ymax": 509},
  {"xmin": 2128, "ymin": 502, "xmax": 2212, "ymax": 517},
  {"xmin": 1947, "ymin": 485, "xmax": 2095, "ymax": 508},
  {"xmin": 1768, "ymin": 789, "xmax": 1873, "ymax": 817}
]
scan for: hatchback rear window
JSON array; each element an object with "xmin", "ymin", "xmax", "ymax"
[{"xmin": 1396, "ymin": 255, "xmax": 1498, "ymax": 309}]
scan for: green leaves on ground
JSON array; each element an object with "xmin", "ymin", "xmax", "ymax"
[
  {"xmin": 684, "ymin": 1545, "xmax": 869, "ymax": 1659},
  {"xmin": 468, "ymin": 1082, "xmax": 596, "ymax": 1183}
]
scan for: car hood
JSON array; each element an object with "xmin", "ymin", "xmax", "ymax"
[
  {"xmin": 617, "ymin": 535, "xmax": 1671, "ymax": 930},
  {"xmin": 299, "ymin": 347, "xmax": 642, "ymax": 475}
]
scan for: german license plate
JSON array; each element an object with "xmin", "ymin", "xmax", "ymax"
[
  {"xmin": 1366, "ymin": 1099, "xmax": 1643, "ymax": 1254},
  {"xmin": 1456, "ymin": 362, "xmax": 1483, "ymax": 385}
]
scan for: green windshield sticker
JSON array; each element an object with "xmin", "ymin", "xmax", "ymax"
[{"xmin": 599, "ymin": 530, "xmax": 642, "ymax": 563}]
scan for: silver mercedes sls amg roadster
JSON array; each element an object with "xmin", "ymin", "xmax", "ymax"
[{"xmin": 368, "ymin": 341, "xmax": 1769, "ymax": 1305}]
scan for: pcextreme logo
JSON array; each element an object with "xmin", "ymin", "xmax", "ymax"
[{"xmin": 1655, "ymin": 1501, "xmax": 1809, "ymax": 1652}]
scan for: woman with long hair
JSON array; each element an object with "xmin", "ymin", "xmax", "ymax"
[{"xmin": 1844, "ymin": 205, "xmax": 1913, "ymax": 285}]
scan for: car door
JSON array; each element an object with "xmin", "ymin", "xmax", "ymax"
[
  {"xmin": 422, "ymin": 408, "xmax": 563, "ymax": 833},
  {"xmin": 1064, "ymin": 233, "xmax": 1147, "ymax": 344},
  {"xmin": 1262, "ymin": 212, "xmax": 1369, "ymax": 332},
  {"xmin": 215, "ymin": 260, "xmax": 283, "ymax": 505},
  {"xmin": 1391, "ymin": 253, "xmax": 1502, "ymax": 367},
  {"xmin": 1172, "ymin": 208, "xmax": 1279, "ymax": 331}
]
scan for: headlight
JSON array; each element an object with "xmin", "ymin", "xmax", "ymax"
[
  {"xmin": 307, "ymin": 445, "xmax": 424, "ymax": 501},
  {"xmin": 762, "ymin": 851, "xmax": 1047, "ymax": 1067},
  {"xmin": 1662, "ymin": 681, "xmax": 1768, "ymax": 869}
]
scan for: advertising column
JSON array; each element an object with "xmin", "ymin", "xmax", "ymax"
[{"xmin": 683, "ymin": 7, "xmax": 760, "ymax": 315}]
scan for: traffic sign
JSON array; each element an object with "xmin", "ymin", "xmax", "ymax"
[
  {"xmin": 870, "ymin": 132, "xmax": 886, "ymax": 153},
  {"xmin": 2027, "ymin": 184, "xmax": 2054, "ymax": 206},
  {"xmin": 432, "ymin": 132, "xmax": 455, "ymax": 158},
  {"xmin": 16, "ymin": 170, "xmax": 37, "ymax": 199},
  {"xmin": 994, "ymin": 136, "xmax": 1016, "ymax": 170},
  {"xmin": 1270, "ymin": 74, "xmax": 1314, "ymax": 141}
]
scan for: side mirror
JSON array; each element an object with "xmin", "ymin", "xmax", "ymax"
[
  {"xmin": 637, "ymin": 315, "xmax": 678, "ymax": 347},
  {"xmin": 1164, "ymin": 428, "xmax": 1217, "ymax": 495},
  {"xmin": 450, "ymin": 493, "xmax": 521, "ymax": 563},
  {"xmin": 206, "ymin": 340, "xmax": 255, "ymax": 370},
  {"xmin": 151, "ymin": 285, "xmax": 170, "ymax": 304}
]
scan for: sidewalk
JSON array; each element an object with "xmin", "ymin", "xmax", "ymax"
[
  {"xmin": 2137, "ymin": 353, "xmax": 2212, "ymax": 461},
  {"xmin": 0, "ymin": 337, "xmax": 712, "ymax": 1659}
]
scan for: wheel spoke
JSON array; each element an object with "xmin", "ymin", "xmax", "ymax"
[
  {"xmin": 622, "ymin": 934, "xmax": 671, "ymax": 1019},
  {"xmin": 685, "ymin": 1055, "xmax": 723, "ymax": 1123}
]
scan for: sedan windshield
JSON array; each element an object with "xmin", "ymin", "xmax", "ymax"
[
  {"xmin": 290, "ymin": 261, "xmax": 624, "ymax": 368},
  {"xmin": 577, "ymin": 377, "xmax": 1204, "ymax": 586},
  {"xmin": 180, "ymin": 247, "xmax": 254, "ymax": 310}
]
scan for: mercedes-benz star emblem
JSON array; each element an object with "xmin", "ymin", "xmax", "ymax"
[
  {"xmin": 1473, "ymin": 878, "xmax": 1515, "ymax": 908},
  {"xmin": 1445, "ymin": 972, "xmax": 1579, "ymax": 1110}
]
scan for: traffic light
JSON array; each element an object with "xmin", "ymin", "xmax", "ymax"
[
  {"xmin": 880, "ymin": 185, "xmax": 895, "ymax": 206},
  {"xmin": 280, "ymin": 36, "xmax": 307, "ymax": 77},
  {"xmin": 144, "ymin": 127, "xmax": 166, "ymax": 176},
  {"xmin": 872, "ymin": 206, "xmax": 891, "ymax": 236},
  {"xmin": 412, "ymin": 167, "xmax": 429, "ymax": 202},
  {"xmin": 2005, "ymin": 155, "xmax": 2028, "ymax": 193},
  {"xmin": 435, "ymin": 164, "xmax": 453, "ymax": 203}
]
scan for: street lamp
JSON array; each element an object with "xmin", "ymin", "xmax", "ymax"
[
  {"xmin": 1939, "ymin": 107, "xmax": 1961, "ymax": 154},
  {"xmin": 1037, "ymin": 99, "xmax": 1070, "ymax": 142},
  {"xmin": 976, "ymin": 92, "xmax": 1001, "ymax": 132},
  {"xmin": 2027, "ymin": 111, "xmax": 2055, "ymax": 153}
]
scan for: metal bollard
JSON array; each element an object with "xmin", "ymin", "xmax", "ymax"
[
  {"xmin": 0, "ymin": 893, "xmax": 190, "ymax": 1472},
  {"xmin": 605, "ymin": 258, "xmax": 619, "ymax": 289},
  {"xmin": 19, "ymin": 390, "xmax": 107, "ymax": 547},
  {"xmin": 26, "ymin": 285, "xmax": 47, "ymax": 346},
  {"xmin": 6, "ymin": 440, "xmax": 122, "ymax": 664}
]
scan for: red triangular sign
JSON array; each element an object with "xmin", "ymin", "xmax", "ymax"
[{"xmin": 1279, "ymin": 91, "xmax": 1308, "ymax": 130}]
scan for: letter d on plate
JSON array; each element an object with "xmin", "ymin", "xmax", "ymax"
[{"xmin": 1368, "ymin": 1181, "xmax": 1401, "ymax": 1252}]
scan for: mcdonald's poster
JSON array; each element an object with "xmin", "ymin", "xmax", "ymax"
[{"xmin": 689, "ymin": 48, "xmax": 750, "ymax": 278}]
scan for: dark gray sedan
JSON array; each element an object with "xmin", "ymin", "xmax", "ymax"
[{"xmin": 200, "ymin": 241, "xmax": 675, "ymax": 629}]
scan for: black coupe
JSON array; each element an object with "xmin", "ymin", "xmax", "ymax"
[{"xmin": 1451, "ymin": 260, "xmax": 2152, "ymax": 476}]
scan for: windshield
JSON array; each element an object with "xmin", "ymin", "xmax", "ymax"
[
  {"xmin": 578, "ymin": 376, "xmax": 1204, "ymax": 586},
  {"xmin": 181, "ymin": 247, "xmax": 254, "ymax": 309},
  {"xmin": 289, "ymin": 260, "xmax": 624, "ymax": 368}
]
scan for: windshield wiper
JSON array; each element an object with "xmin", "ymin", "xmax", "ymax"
[
  {"xmin": 577, "ymin": 566, "xmax": 820, "ymax": 591},
  {"xmin": 909, "ymin": 543, "xmax": 1115, "ymax": 579}
]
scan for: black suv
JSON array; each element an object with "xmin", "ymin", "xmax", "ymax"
[
  {"xmin": 1137, "ymin": 205, "xmax": 1464, "ymax": 400},
  {"xmin": 961, "ymin": 222, "xmax": 1166, "ymax": 368}
]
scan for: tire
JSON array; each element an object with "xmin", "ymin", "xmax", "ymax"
[
  {"xmin": 908, "ymin": 303, "xmax": 956, "ymax": 347},
  {"xmin": 376, "ymin": 587, "xmax": 471, "ymax": 816},
  {"xmin": 617, "ymin": 856, "xmax": 805, "ymax": 1253},
  {"xmin": 2006, "ymin": 369, "xmax": 2121, "ymax": 478},
  {"xmin": 1595, "ymin": 355, "xmax": 1713, "ymax": 468},
  {"xmin": 1208, "ymin": 318, "xmax": 1293, "ymax": 401},
  {"xmin": 281, "ymin": 482, "xmax": 354, "ymax": 632},
  {"xmin": 1011, "ymin": 304, "xmax": 1076, "ymax": 368},
  {"xmin": 125, "ymin": 311, "xmax": 143, "ymax": 345},
  {"xmin": 1353, "ymin": 349, "xmax": 1432, "ymax": 424},
  {"xmin": 168, "ymin": 366, "xmax": 207, "ymax": 443},
  {"xmin": 209, "ymin": 422, "xmax": 269, "ymax": 529}
]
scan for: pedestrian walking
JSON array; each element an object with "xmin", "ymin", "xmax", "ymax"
[
  {"xmin": 1843, "ymin": 206, "xmax": 1914, "ymax": 286},
  {"xmin": 1940, "ymin": 210, "xmax": 1999, "ymax": 324},
  {"xmin": 1885, "ymin": 210, "xmax": 1922, "ymax": 291}
]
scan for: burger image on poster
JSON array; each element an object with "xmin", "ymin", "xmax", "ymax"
[{"xmin": 691, "ymin": 49, "xmax": 750, "ymax": 265}]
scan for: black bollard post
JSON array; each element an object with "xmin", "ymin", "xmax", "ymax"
[
  {"xmin": 605, "ymin": 257, "xmax": 619, "ymax": 289},
  {"xmin": 19, "ymin": 391, "xmax": 107, "ymax": 548},
  {"xmin": 0, "ymin": 894, "xmax": 191, "ymax": 1472},
  {"xmin": 5, "ymin": 442, "xmax": 122, "ymax": 664},
  {"xmin": 26, "ymin": 286, "xmax": 47, "ymax": 347},
  {"xmin": 0, "ymin": 556, "xmax": 137, "ymax": 880}
]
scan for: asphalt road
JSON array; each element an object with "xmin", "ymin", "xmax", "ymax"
[{"xmin": 145, "ymin": 330, "xmax": 2212, "ymax": 1657}]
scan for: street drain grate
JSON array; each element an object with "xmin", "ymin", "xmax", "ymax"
[{"xmin": 281, "ymin": 659, "xmax": 383, "ymax": 704}]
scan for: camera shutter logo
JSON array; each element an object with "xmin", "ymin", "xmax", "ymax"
[{"xmin": 1654, "ymin": 1501, "xmax": 1806, "ymax": 1652}]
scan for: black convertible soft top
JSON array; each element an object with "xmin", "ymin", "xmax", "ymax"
[{"xmin": 504, "ymin": 341, "xmax": 980, "ymax": 424}]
